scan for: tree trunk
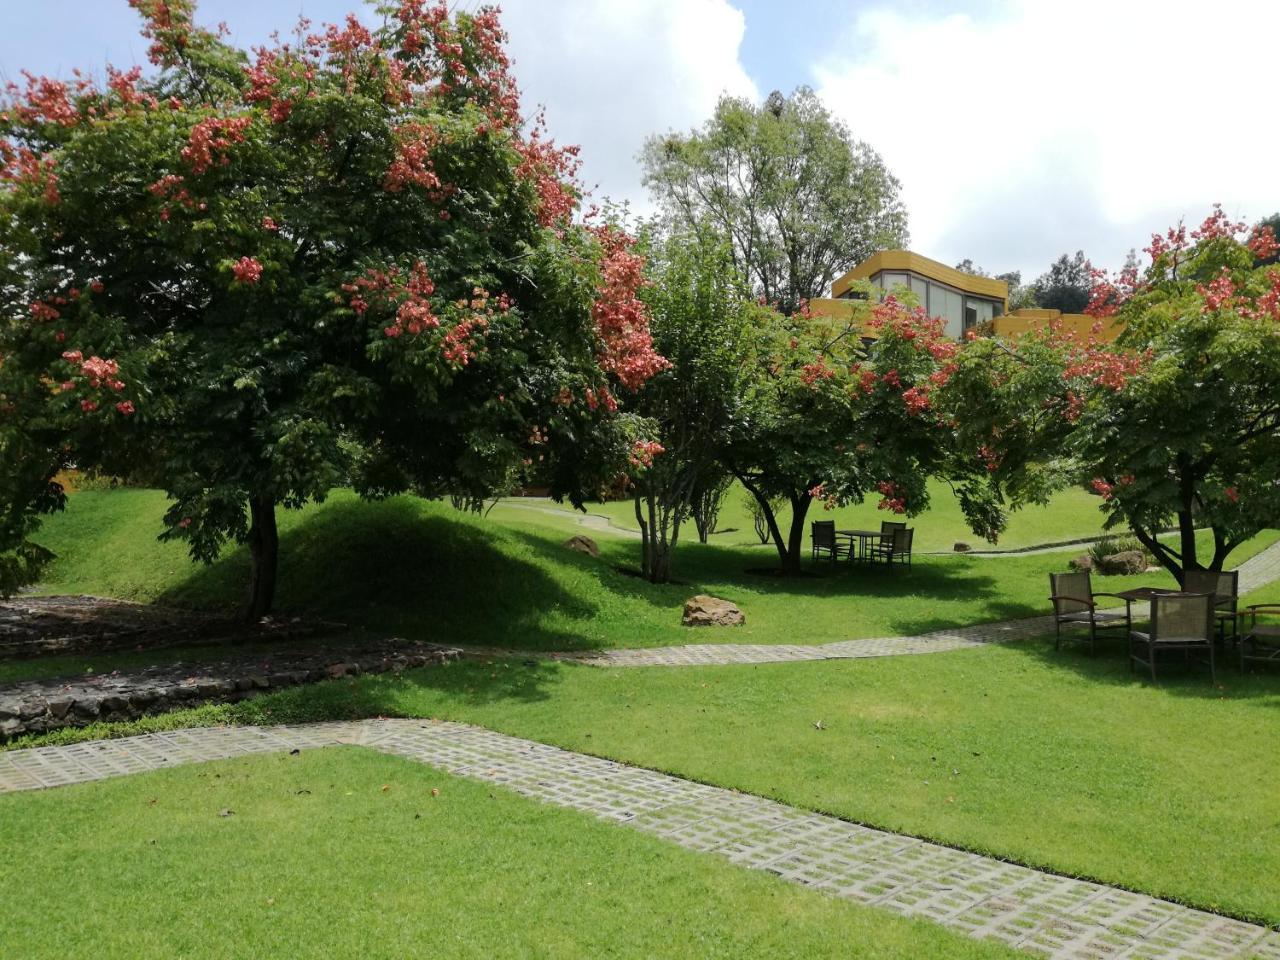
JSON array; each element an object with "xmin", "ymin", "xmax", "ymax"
[
  {"xmin": 782, "ymin": 493, "xmax": 813, "ymax": 576},
  {"xmin": 1175, "ymin": 458, "xmax": 1199, "ymax": 585},
  {"xmin": 243, "ymin": 492, "xmax": 278, "ymax": 622},
  {"xmin": 1131, "ymin": 524, "xmax": 1183, "ymax": 585}
]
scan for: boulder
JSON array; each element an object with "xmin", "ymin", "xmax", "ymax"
[
  {"xmin": 563, "ymin": 535, "xmax": 600, "ymax": 558},
  {"xmin": 682, "ymin": 595, "xmax": 744, "ymax": 627},
  {"xmin": 953, "ymin": 542, "xmax": 972, "ymax": 553},
  {"xmin": 1098, "ymin": 551, "xmax": 1146, "ymax": 576},
  {"xmin": 1068, "ymin": 554, "xmax": 1095, "ymax": 573}
]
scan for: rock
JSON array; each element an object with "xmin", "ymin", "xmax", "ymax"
[
  {"xmin": 0, "ymin": 718, "xmax": 23, "ymax": 738},
  {"xmin": 1098, "ymin": 551, "xmax": 1147, "ymax": 576},
  {"xmin": 46, "ymin": 697, "xmax": 74, "ymax": 719},
  {"xmin": 953, "ymin": 542, "xmax": 972, "ymax": 553},
  {"xmin": 682, "ymin": 595, "xmax": 745, "ymax": 627},
  {"xmin": 563, "ymin": 535, "xmax": 600, "ymax": 558},
  {"xmin": 1068, "ymin": 554, "xmax": 1095, "ymax": 573}
]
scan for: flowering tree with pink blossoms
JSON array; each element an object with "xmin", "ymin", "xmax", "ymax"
[
  {"xmin": 0, "ymin": 1, "xmax": 665, "ymax": 614},
  {"xmin": 724, "ymin": 293, "xmax": 1007, "ymax": 577},
  {"xmin": 938, "ymin": 207, "xmax": 1280, "ymax": 583}
]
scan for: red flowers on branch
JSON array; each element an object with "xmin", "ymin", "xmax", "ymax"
[
  {"xmin": 231, "ymin": 257, "xmax": 263, "ymax": 284},
  {"xmin": 589, "ymin": 226, "xmax": 669, "ymax": 392},
  {"xmin": 182, "ymin": 116, "xmax": 251, "ymax": 174}
]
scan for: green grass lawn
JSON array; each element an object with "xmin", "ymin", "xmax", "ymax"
[
  {"xmin": 0, "ymin": 747, "xmax": 1015, "ymax": 960},
  {"xmin": 11, "ymin": 487, "xmax": 1280, "ymax": 929},
  {"xmin": 529, "ymin": 478, "xmax": 1113, "ymax": 552},
  {"xmin": 19, "ymin": 489, "xmax": 1278, "ymax": 681},
  {"xmin": 16, "ymin": 638, "xmax": 1280, "ymax": 926}
]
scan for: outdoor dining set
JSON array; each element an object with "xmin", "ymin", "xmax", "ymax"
[
  {"xmin": 810, "ymin": 520, "xmax": 913, "ymax": 568},
  {"xmin": 1049, "ymin": 569, "xmax": 1280, "ymax": 683}
]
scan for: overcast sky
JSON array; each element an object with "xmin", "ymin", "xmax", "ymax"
[{"xmin": 2, "ymin": 0, "xmax": 1276, "ymax": 284}]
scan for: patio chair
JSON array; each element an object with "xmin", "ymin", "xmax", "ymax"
[
  {"xmin": 1129, "ymin": 592, "xmax": 1216, "ymax": 684},
  {"xmin": 880, "ymin": 527, "xmax": 913, "ymax": 568},
  {"xmin": 811, "ymin": 520, "xmax": 841, "ymax": 563},
  {"xmin": 868, "ymin": 521, "xmax": 906, "ymax": 564},
  {"xmin": 1238, "ymin": 604, "xmax": 1280, "ymax": 672},
  {"xmin": 1048, "ymin": 571, "xmax": 1131, "ymax": 653},
  {"xmin": 1182, "ymin": 569, "xmax": 1239, "ymax": 644}
]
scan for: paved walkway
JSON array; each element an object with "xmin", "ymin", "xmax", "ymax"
[
  {"xmin": 545, "ymin": 540, "xmax": 1280, "ymax": 668},
  {"xmin": 1, "ymin": 719, "xmax": 1275, "ymax": 959}
]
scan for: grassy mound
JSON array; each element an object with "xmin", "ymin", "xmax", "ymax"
[{"xmin": 23, "ymin": 489, "xmax": 1278, "ymax": 667}]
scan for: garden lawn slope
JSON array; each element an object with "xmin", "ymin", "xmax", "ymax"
[{"xmin": 24, "ymin": 489, "xmax": 1279, "ymax": 662}]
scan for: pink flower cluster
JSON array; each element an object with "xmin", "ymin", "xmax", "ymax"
[
  {"xmin": 876, "ymin": 480, "xmax": 906, "ymax": 514},
  {"xmin": 514, "ymin": 121, "xmax": 581, "ymax": 228},
  {"xmin": 6, "ymin": 71, "xmax": 78, "ymax": 126},
  {"xmin": 384, "ymin": 123, "xmax": 454, "ymax": 202},
  {"xmin": 628, "ymin": 439, "xmax": 665, "ymax": 469},
  {"xmin": 1248, "ymin": 224, "xmax": 1279, "ymax": 262},
  {"xmin": 1, "ymin": 148, "xmax": 61, "ymax": 205},
  {"xmin": 59, "ymin": 350, "xmax": 133, "ymax": 414},
  {"xmin": 589, "ymin": 226, "xmax": 669, "ymax": 392},
  {"xmin": 231, "ymin": 256, "xmax": 263, "ymax": 284},
  {"xmin": 106, "ymin": 65, "xmax": 156, "ymax": 110},
  {"xmin": 800, "ymin": 359, "xmax": 835, "ymax": 386},
  {"xmin": 344, "ymin": 262, "xmax": 444, "ymax": 339},
  {"xmin": 181, "ymin": 116, "xmax": 251, "ymax": 175},
  {"xmin": 128, "ymin": 0, "xmax": 195, "ymax": 68}
]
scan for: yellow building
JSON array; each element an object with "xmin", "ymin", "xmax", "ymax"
[{"xmin": 811, "ymin": 249, "xmax": 1120, "ymax": 342}]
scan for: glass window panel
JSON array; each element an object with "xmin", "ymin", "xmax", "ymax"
[{"xmin": 909, "ymin": 276, "xmax": 928, "ymax": 306}]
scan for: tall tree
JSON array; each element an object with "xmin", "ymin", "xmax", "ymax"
[
  {"xmin": 1033, "ymin": 251, "xmax": 1093, "ymax": 313},
  {"xmin": 641, "ymin": 87, "xmax": 908, "ymax": 316},
  {"xmin": 954, "ymin": 259, "xmax": 989, "ymax": 276},
  {"xmin": 0, "ymin": 0, "xmax": 666, "ymax": 615},
  {"xmin": 626, "ymin": 227, "xmax": 763, "ymax": 582}
]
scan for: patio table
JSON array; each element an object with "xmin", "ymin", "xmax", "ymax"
[{"xmin": 837, "ymin": 529, "xmax": 885, "ymax": 564}]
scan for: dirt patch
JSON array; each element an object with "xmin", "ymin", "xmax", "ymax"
[{"xmin": 0, "ymin": 595, "xmax": 341, "ymax": 660}]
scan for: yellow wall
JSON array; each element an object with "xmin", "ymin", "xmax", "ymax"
[{"xmin": 993, "ymin": 309, "xmax": 1123, "ymax": 343}]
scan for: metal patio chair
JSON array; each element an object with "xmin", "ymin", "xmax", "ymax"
[
  {"xmin": 811, "ymin": 520, "xmax": 841, "ymax": 563},
  {"xmin": 1239, "ymin": 604, "xmax": 1280, "ymax": 672},
  {"xmin": 1048, "ymin": 570, "xmax": 1131, "ymax": 653},
  {"xmin": 1129, "ymin": 592, "xmax": 1216, "ymax": 684},
  {"xmin": 1182, "ymin": 569, "xmax": 1239, "ymax": 644}
]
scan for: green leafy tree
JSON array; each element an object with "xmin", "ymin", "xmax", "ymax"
[
  {"xmin": 725, "ymin": 294, "xmax": 1004, "ymax": 576},
  {"xmin": 942, "ymin": 207, "xmax": 1280, "ymax": 582},
  {"xmin": 626, "ymin": 227, "xmax": 764, "ymax": 582},
  {"xmin": 641, "ymin": 87, "xmax": 908, "ymax": 316},
  {"xmin": 0, "ymin": 1, "xmax": 665, "ymax": 614},
  {"xmin": 1033, "ymin": 251, "xmax": 1093, "ymax": 313}
]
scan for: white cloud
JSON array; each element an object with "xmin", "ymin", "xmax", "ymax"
[
  {"xmin": 498, "ymin": 0, "xmax": 758, "ymax": 214},
  {"xmin": 812, "ymin": 0, "xmax": 1280, "ymax": 278}
]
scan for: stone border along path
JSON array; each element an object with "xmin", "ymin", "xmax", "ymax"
[
  {"xmin": 531, "ymin": 539, "xmax": 1280, "ymax": 668},
  {"xmin": 1, "ymin": 719, "xmax": 1276, "ymax": 960},
  {"xmin": 0, "ymin": 641, "xmax": 461, "ymax": 740}
]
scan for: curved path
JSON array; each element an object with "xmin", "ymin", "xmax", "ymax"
[
  {"xmin": 497, "ymin": 498, "xmax": 642, "ymax": 538},
  {"xmin": 507, "ymin": 539, "xmax": 1280, "ymax": 668},
  {"xmin": 1, "ymin": 718, "xmax": 1274, "ymax": 959}
]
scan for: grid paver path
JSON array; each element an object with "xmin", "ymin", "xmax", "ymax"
[
  {"xmin": 1, "ymin": 718, "xmax": 1275, "ymax": 959},
  {"xmin": 545, "ymin": 540, "xmax": 1280, "ymax": 668}
]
